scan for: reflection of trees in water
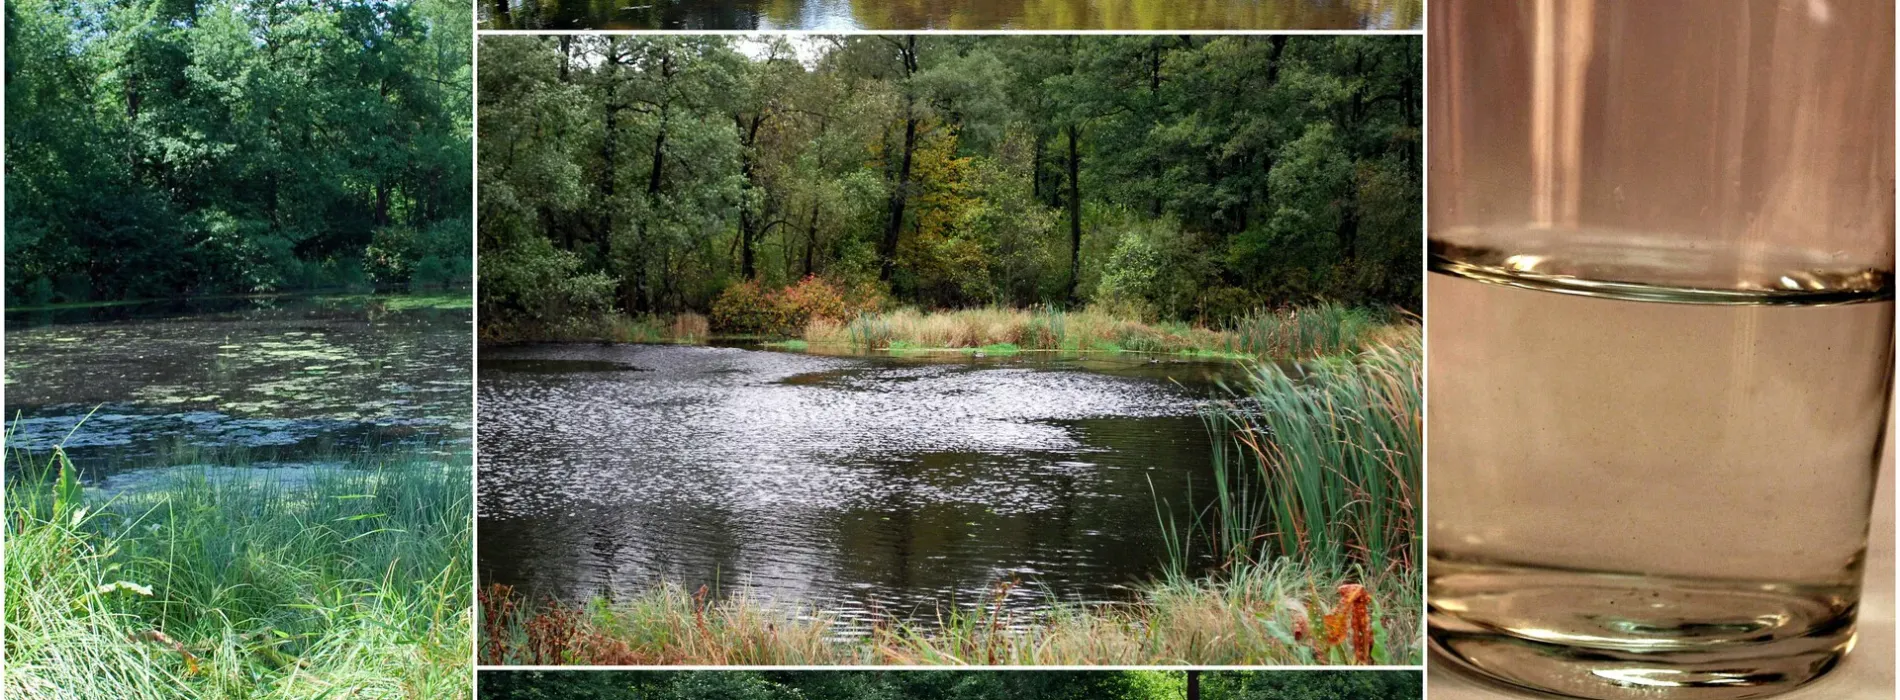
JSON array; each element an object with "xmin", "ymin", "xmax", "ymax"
[
  {"xmin": 833, "ymin": 0, "xmax": 1422, "ymax": 30},
  {"xmin": 484, "ymin": 0, "xmax": 1421, "ymax": 30},
  {"xmin": 489, "ymin": 0, "xmax": 764, "ymax": 30}
]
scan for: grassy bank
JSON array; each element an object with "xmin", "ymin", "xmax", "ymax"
[
  {"xmin": 817, "ymin": 303, "xmax": 1404, "ymax": 359},
  {"xmin": 479, "ymin": 562, "xmax": 1417, "ymax": 666},
  {"xmin": 483, "ymin": 303, "xmax": 1410, "ymax": 362},
  {"xmin": 479, "ymin": 333, "xmax": 1422, "ymax": 666},
  {"xmin": 480, "ymin": 312, "xmax": 709, "ymax": 345},
  {"xmin": 3, "ymin": 447, "xmax": 473, "ymax": 699}
]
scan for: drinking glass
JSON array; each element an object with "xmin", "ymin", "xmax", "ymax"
[{"xmin": 1427, "ymin": 1, "xmax": 1896, "ymax": 698}]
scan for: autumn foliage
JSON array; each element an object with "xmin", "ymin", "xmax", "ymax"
[{"xmin": 710, "ymin": 276, "xmax": 883, "ymax": 336}]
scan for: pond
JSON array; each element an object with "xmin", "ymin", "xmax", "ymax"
[
  {"xmin": 478, "ymin": 342, "xmax": 1249, "ymax": 630},
  {"xmin": 3, "ymin": 295, "xmax": 472, "ymax": 481},
  {"xmin": 479, "ymin": 0, "xmax": 1421, "ymax": 30}
]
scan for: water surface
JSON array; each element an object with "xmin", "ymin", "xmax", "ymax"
[
  {"xmin": 479, "ymin": 342, "xmax": 1243, "ymax": 628},
  {"xmin": 480, "ymin": 0, "xmax": 1421, "ymax": 30},
  {"xmin": 4, "ymin": 295, "xmax": 472, "ymax": 478}
]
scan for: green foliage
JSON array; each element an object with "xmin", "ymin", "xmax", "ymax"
[
  {"xmin": 480, "ymin": 235, "xmax": 618, "ymax": 331},
  {"xmin": 478, "ymin": 35, "xmax": 1420, "ymax": 336},
  {"xmin": 1092, "ymin": 215, "xmax": 1210, "ymax": 320},
  {"xmin": 5, "ymin": 0, "xmax": 473, "ymax": 303},
  {"xmin": 368, "ymin": 219, "xmax": 477, "ymax": 291},
  {"xmin": 1205, "ymin": 670, "xmax": 1423, "ymax": 700}
]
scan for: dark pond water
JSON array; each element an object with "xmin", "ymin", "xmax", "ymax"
[
  {"xmin": 479, "ymin": 342, "xmax": 1248, "ymax": 629},
  {"xmin": 480, "ymin": 0, "xmax": 1421, "ymax": 30},
  {"xmin": 4, "ymin": 295, "xmax": 472, "ymax": 480}
]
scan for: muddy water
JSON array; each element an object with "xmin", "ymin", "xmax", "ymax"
[
  {"xmin": 480, "ymin": 0, "xmax": 1421, "ymax": 30},
  {"xmin": 478, "ymin": 342, "xmax": 1247, "ymax": 629},
  {"xmin": 3, "ymin": 296, "xmax": 472, "ymax": 478}
]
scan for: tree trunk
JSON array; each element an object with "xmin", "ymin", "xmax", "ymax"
[
  {"xmin": 558, "ymin": 36, "xmax": 571, "ymax": 83},
  {"xmin": 1066, "ymin": 122, "xmax": 1082, "ymax": 303},
  {"xmin": 878, "ymin": 36, "xmax": 920, "ymax": 283},
  {"xmin": 1148, "ymin": 41, "xmax": 1164, "ymax": 216},
  {"xmin": 598, "ymin": 40, "xmax": 621, "ymax": 274},
  {"xmin": 1031, "ymin": 128, "xmax": 1046, "ymax": 204},
  {"xmin": 738, "ymin": 114, "xmax": 766, "ymax": 280},
  {"xmin": 374, "ymin": 181, "xmax": 391, "ymax": 227},
  {"xmin": 804, "ymin": 205, "xmax": 819, "ymax": 277},
  {"xmin": 1187, "ymin": 670, "xmax": 1200, "ymax": 700}
]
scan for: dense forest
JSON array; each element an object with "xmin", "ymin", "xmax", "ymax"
[
  {"xmin": 5, "ymin": 0, "xmax": 473, "ymax": 305},
  {"xmin": 478, "ymin": 35, "xmax": 1420, "ymax": 336},
  {"xmin": 478, "ymin": 670, "xmax": 1425, "ymax": 700}
]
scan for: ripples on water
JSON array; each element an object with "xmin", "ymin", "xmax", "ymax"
[
  {"xmin": 480, "ymin": 0, "xmax": 1422, "ymax": 31},
  {"xmin": 480, "ymin": 343, "xmax": 1241, "ymax": 629},
  {"xmin": 4, "ymin": 297, "xmax": 472, "ymax": 476}
]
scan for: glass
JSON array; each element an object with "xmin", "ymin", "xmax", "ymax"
[{"xmin": 1426, "ymin": 1, "xmax": 1895, "ymax": 698}]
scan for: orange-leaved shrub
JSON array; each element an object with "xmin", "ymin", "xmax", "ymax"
[
  {"xmin": 711, "ymin": 276, "xmax": 882, "ymax": 336},
  {"xmin": 778, "ymin": 276, "xmax": 849, "ymax": 330},
  {"xmin": 709, "ymin": 281, "xmax": 785, "ymax": 335}
]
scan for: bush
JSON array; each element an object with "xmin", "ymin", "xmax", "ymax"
[
  {"xmin": 1092, "ymin": 216, "xmax": 1205, "ymax": 320},
  {"xmin": 711, "ymin": 276, "xmax": 874, "ymax": 337},
  {"xmin": 779, "ymin": 276, "xmax": 850, "ymax": 329},
  {"xmin": 710, "ymin": 281, "xmax": 786, "ymax": 335},
  {"xmin": 480, "ymin": 237, "xmax": 617, "ymax": 328},
  {"xmin": 366, "ymin": 219, "xmax": 473, "ymax": 292}
]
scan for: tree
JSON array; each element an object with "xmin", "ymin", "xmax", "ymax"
[
  {"xmin": 7, "ymin": 0, "xmax": 473, "ymax": 303},
  {"xmin": 476, "ymin": 35, "xmax": 1422, "ymax": 336}
]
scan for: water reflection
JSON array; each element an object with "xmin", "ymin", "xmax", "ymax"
[
  {"xmin": 478, "ymin": 343, "xmax": 1237, "ymax": 628},
  {"xmin": 481, "ymin": 0, "xmax": 1421, "ymax": 30},
  {"xmin": 4, "ymin": 296, "xmax": 472, "ymax": 475}
]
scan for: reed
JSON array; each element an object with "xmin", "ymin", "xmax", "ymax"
[
  {"xmin": 1187, "ymin": 331, "xmax": 1422, "ymax": 579},
  {"xmin": 1225, "ymin": 302, "xmax": 1386, "ymax": 359}
]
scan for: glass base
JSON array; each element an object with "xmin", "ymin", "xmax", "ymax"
[{"xmin": 1429, "ymin": 567, "xmax": 1858, "ymax": 699}]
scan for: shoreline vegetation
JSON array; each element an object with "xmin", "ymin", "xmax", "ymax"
[
  {"xmin": 3, "ymin": 445, "xmax": 474, "ymax": 698},
  {"xmin": 479, "ymin": 331, "xmax": 1422, "ymax": 666},
  {"xmin": 5, "ymin": 290, "xmax": 474, "ymax": 316},
  {"xmin": 482, "ymin": 275, "xmax": 1411, "ymax": 362},
  {"xmin": 479, "ymin": 669, "xmax": 1426, "ymax": 700},
  {"xmin": 480, "ymin": 564, "xmax": 1417, "ymax": 666}
]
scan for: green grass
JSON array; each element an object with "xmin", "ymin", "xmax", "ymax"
[
  {"xmin": 763, "ymin": 340, "xmax": 810, "ymax": 351},
  {"xmin": 4, "ymin": 444, "xmax": 473, "ymax": 699}
]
